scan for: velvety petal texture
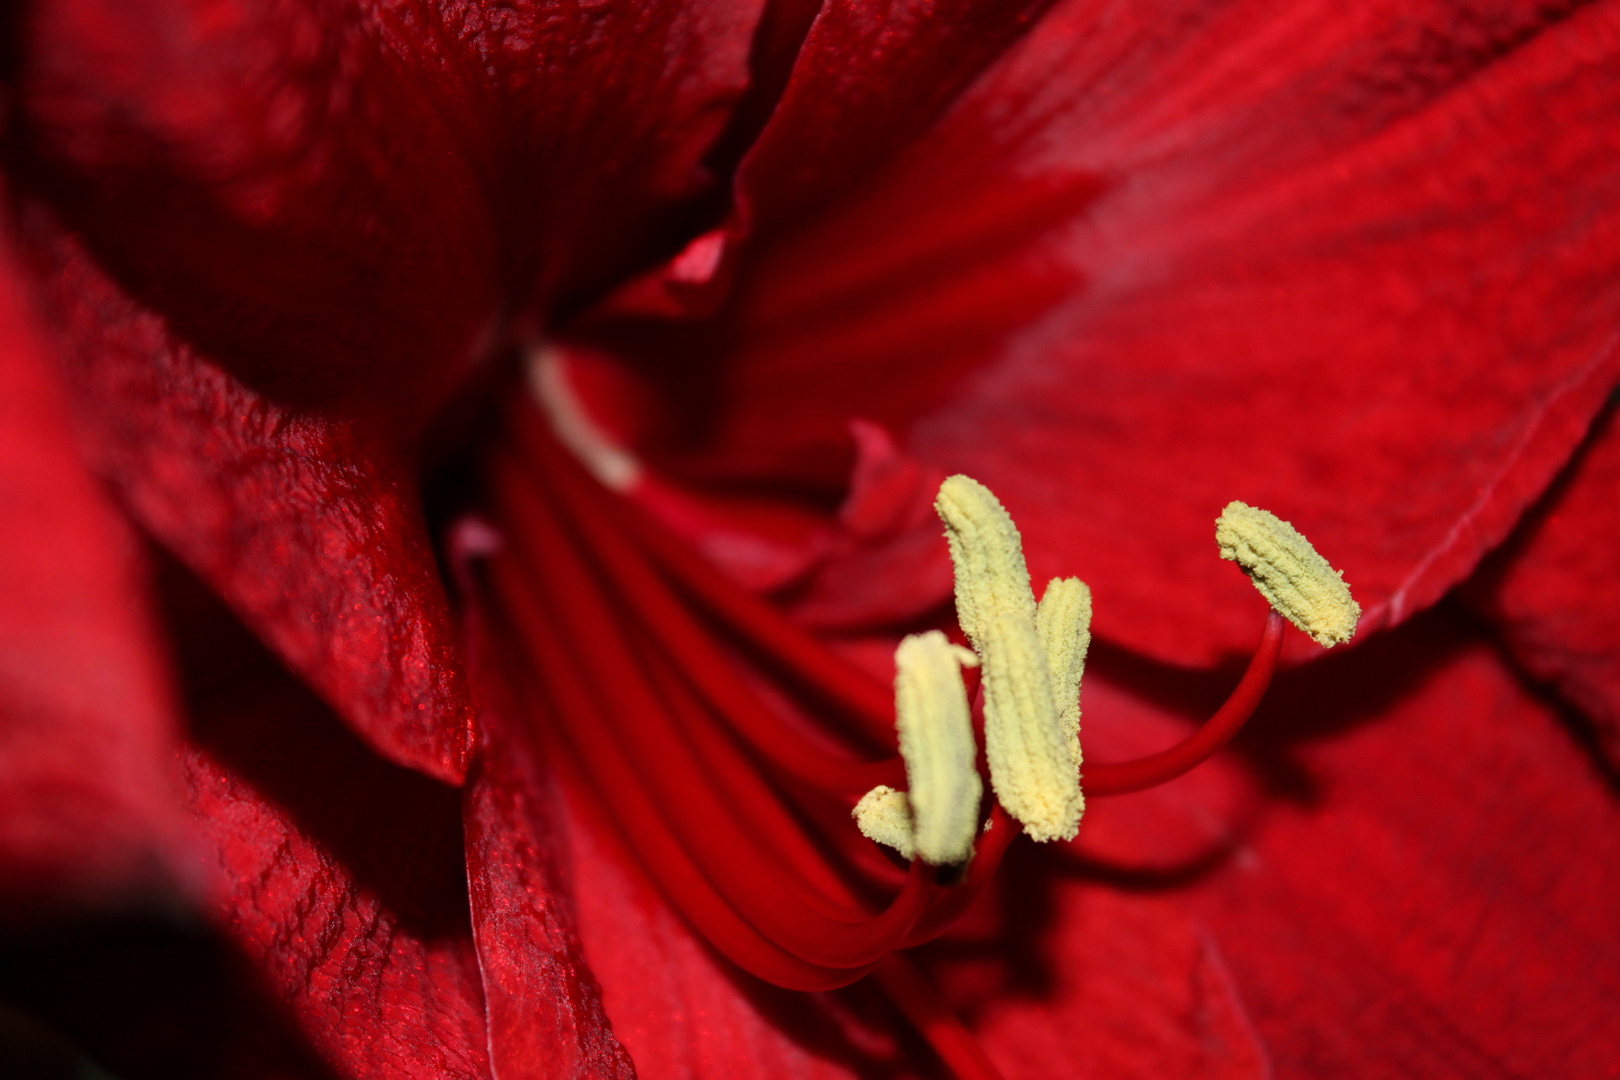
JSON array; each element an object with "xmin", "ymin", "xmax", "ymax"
[
  {"xmin": 13, "ymin": 0, "xmax": 766, "ymax": 420},
  {"xmin": 1189, "ymin": 607, "xmax": 1620, "ymax": 1077},
  {"xmin": 26, "ymin": 213, "xmax": 474, "ymax": 782},
  {"xmin": 597, "ymin": 0, "xmax": 1620, "ymax": 666},
  {"xmin": 0, "ymin": 222, "xmax": 193, "ymax": 916},
  {"xmin": 1462, "ymin": 403, "xmax": 1620, "ymax": 766}
]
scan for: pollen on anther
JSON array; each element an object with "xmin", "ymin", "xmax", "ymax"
[
  {"xmin": 1216, "ymin": 501, "xmax": 1360, "ymax": 646},
  {"xmin": 936, "ymin": 476, "xmax": 1082, "ymax": 844},
  {"xmin": 853, "ymin": 785, "xmax": 916, "ymax": 860},
  {"xmin": 1036, "ymin": 577, "xmax": 1092, "ymax": 768},
  {"xmin": 893, "ymin": 631, "xmax": 982, "ymax": 865}
]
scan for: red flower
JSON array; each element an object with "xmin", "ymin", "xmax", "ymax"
[{"xmin": 3, "ymin": 1, "xmax": 1620, "ymax": 1078}]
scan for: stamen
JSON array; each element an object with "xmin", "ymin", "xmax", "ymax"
[
  {"xmin": 1083, "ymin": 610, "xmax": 1284, "ymax": 795},
  {"xmin": 1216, "ymin": 501, "xmax": 1360, "ymax": 646},
  {"xmin": 890, "ymin": 631, "xmax": 982, "ymax": 865},
  {"xmin": 1035, "ymin": 577, "xmax": 1092, "ymax": 767},
  {"xmin": 478, "ymin": 386, "xmax": 1354, "ymax": 1080},
  {"xmin": 937, "ymin": 476, "xmax": 1082, "ymax": 843}
]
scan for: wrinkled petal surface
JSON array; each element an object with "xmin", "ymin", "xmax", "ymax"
[
  {"xmin": 0, "ymin": 223, "xmax": 193, "ymax": 916},
  {"xmin": 603, "ymin": 0, "xmax": 1620, "ymax": 665},
  {"xmin": 27, "ymin": 213, "xmax": 473, "ymax": 782},
  {"xmin": 15, "ymin": 0, "xmax": 765, "ymax": 420},
  {"xmin": 169, "ymin": 574, "xmax": 491, "ymax": 1080}
]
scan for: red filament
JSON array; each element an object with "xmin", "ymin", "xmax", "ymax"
[
  {"xmin": 1083, "ymin": 610, "xmax": 1285, "ymax": 795},
  {"xmin": 475, "ymin": 397, "xmax": 1291, "ymax": 1079}
]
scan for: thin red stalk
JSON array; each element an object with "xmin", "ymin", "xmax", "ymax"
[
  {"xmin": 1083, "ymin": 610, "xmax": 1285, "ymax": 796},
  {"xmin": 507, "ymin": 402, "xmax": 895, "ymax": 740},
  {"xmin": 635, "ymin": 632, "xmax": 880, "ymax": 909},
  {"xmin": 500, "ymin": 438, "xmax": 902, "ymax": 794},
  {"xmin": 874, "ymin": 955, "xmax": 1007, "ymax": 1080},
  {"xmin": 489, "ymin": 473, "xmax": 942, "ymax": 969},
  {"xmin": 486, "ymin": 586, "xmax": 856, "ymax": 989},
  {"xmin": 490, "ymin": 464, "xmax": 866, "ymax": 910}
]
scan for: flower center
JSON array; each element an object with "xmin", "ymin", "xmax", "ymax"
[{"xmin": 468, "ymin": 374, "xmax": 1357, "ymax": 1080}]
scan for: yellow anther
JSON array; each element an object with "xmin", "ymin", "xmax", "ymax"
[
  {"xmin": 893, "ymin": 631, "xmax": 982, "ymax": 865},
  {"xmin": 1216, "ymin": 501, "xmax": 1361, "ymax": 646},
  {"xmin": 1036, "ymin": 578, "xmax": 1092, "ymax": 768},
  {"xmin": 853, "ymin": 786, "xmax": 915, "ymax": 860},
  {"xmin": 978, "ymin": 611, "xmax": 1083, "ymax": 841},
  {"xmin": 936, "ymin": 476, "xmax": 1083, "ymax": 844},
  {"xmin": 935, "ymin": 475, "xmax": 1037, "ymax": 652}
]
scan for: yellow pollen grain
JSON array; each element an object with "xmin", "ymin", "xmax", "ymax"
[
  {"xmin": 935, "ymin": 475, "xmax": 1037, "ymax": 652},
  {"xmin": 936, "ymin": 476, "xmax": 1082, "ymax": 844},
  {"xmin": 1036, "ymin": 577, "xmax": 1092, "ymax": 769},
  {"xmin": 893, "ymin": 631, "xmax": 983, "ymax": 865},
  {"xmin": 853, "ymin": 785, "xmax": 915, "ymax": 860},
  {"xmin": 1216, "ymin": 502, "xmax": 1361, "ymax": 646}
]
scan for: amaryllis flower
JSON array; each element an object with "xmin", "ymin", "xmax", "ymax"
[{"xmin": 3, "ymin": 0, "xmax": 1620, "ymax": 1077}]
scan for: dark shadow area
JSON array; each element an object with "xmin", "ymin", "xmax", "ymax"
[
  {"xmin": 151, "ymin": 545, "xmax": 472, "ymax": 938},
  {"xmin": 0, "ymin": 916, "xmax": 338, "ymax": 1080}
]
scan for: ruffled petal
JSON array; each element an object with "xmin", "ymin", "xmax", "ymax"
[
  {"xmin": 0, "ymin": 222, "xmax": 194, "ymax": 916},
  {"xmin": 26, "ymin": 210, "xmax": 473, "ymax": 783},
  {"xmin": 1190, "ymin": 607, "xmax": 1620, "ymax": 1076},
  {"xmin": 14, "ymin": 0, "xmax": 764, "ymax": 420},
  {"xmin": 1461, "ymin": 403, "xmax": 1620, "ymax": 766},
  {"xmin": 170, "ymin": 576, "xmax": 491, "ymax": 1080},
  {"xmin": 601, "ymin": 0, "xmax": 1620, "ymax": 664}
]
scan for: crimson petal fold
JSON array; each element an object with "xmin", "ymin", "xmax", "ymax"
[{"xmin": 602, "ymin": 0, "xmax": 1620, "ymax": 666}]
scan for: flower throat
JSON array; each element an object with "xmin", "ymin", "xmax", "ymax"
[{"xmin": 469, "ymin": 388, "xmax": 1358, "ymax": 1080}]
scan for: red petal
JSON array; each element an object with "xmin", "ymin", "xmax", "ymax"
[
  {"xmin": 1461, "ymin": 403, "xmax": 1620, "ymax": 766},
  {"xmin": 15, "ymin": 0, "xmax": 765, "ymax": 419},
  {"xmin": 171, "ymin": 581, "xmax": 491, "ymax": 1080},
  {"xmin": 27, "ymin": 211, "xmax": 473, "ymax": 783},
  {"xmin": 460, "ymin": 591, "xmax": 636, "ymax": 1080},
  {"xmin": 607, "ymin": 0, "xmax": 1620, "ymax": 664},
  {"xmin": 0, "ymin": 221, "xmax": 194, "ymax": 916},
  {"xmin": 735, "ymin": 0, "xmax": 1052, "ymax": 233},
  {"xmin": 927, "ymin": 875, "xmax": 1269, "ymax": 1080},
  {"xmin": 1190, "ymin": 607, "xmax": 1620, "ymax": 1077}
]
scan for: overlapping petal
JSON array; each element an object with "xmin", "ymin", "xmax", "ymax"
[
  {"xmin": 0, "ymin": 222, "xmax": 194, "ymax": 916},
  {"xmin": 13, "ymin": 0, "xmax": 766, "ymax": 421},
  {"xmin": 22, "ymin": 212, "xmax": 475, "ymax": 780},
  {"xmin": 1462, "ymin": 403, "xmax": 1620, "ymax": 767},
  {"xmin": 596, "ymin": 0, "xmax": 1620, "ymax": 667},
  {"xmin": 461, "ymin": 589, "xmax": 636, "ymax": 1080},
  {"xmin": 168, "ymin": 576, "xmax": 492, "ymax": 1079}
]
